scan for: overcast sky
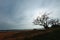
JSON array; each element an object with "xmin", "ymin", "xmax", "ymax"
[{"xmin": 0, "ymin": 0, "xmax": 60, "ymax": 30}]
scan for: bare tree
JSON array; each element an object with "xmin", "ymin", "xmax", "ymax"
[
  {"xmin": 33, "ymin": 12, "xmax": 50, "ymax": 29},
  {"xmin": 33, "ymin": 12, "xmax": 60, "ymax": 29},
  {"xmin": 48, "ymin": 18, "xmax": 60, "ymax": 27}
]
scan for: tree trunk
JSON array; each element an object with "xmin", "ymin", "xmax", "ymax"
[
  {"xmin": 44, "ymin": 26, "xmax": 49, "ymax": 29},
  {"xmin": 43, "ymin": 24, "xmax": 49, "ymax": 29}
]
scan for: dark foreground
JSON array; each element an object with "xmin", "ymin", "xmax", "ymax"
[{"xmin": 0, "ymin": 27, "xmax": 60, "ymax": 40}]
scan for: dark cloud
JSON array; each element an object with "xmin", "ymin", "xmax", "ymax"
[{"xmin": 0, "ymin": 0, "xmax": 60, "ymax": 30}]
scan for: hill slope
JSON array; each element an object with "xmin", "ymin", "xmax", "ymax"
[{"xmin": 32, "ymin": 28, "xmax": 60, "ymax": 40}]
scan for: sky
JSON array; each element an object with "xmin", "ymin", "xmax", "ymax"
[{"xmin": 0, "ymin": 0, "xmax": 60, "ymax": 30}]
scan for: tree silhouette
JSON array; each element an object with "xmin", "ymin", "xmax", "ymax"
[
  {"xmin": 33, "ymin": 12, "xmax": 60, "ymax": 29},
  {"xmin": 48, "ymin": 18, "xmax": 60, "ymax": 27}
]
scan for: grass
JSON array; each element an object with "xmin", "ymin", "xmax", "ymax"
[{"xmin": 0, "ymin": 26, "xmax": 60, "ymax": 40}]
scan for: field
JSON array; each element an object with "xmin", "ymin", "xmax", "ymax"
[{"xmin": 0, "ymin": 27, "xmax": 60, "ymax": 40}]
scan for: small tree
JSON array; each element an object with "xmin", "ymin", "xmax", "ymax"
[
  {"xmin": 33, "ymin": 12, "xmax": 60, "ymax": 29},
  {"xmin": 48, "ymin": 18, "xmax": 60, "ymax": 27},
  {"xmin": 33, "ymin": 12, "xmax": 50, "ymax": 29}
]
